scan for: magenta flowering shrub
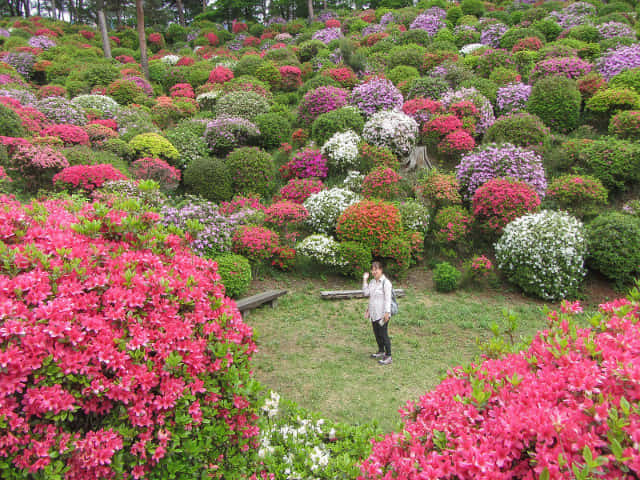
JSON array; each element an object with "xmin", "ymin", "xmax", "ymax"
[
  {"xmin": 409, "ymin": 13, "xmax": 445, "ymax": 36},
  {"xmin": 53, "ymin": 164, "xmax": 128, "ymax": 192},
  {"xmin": 530, "ymin": 57, "xmax": 592, "ymax": 82},
  {"xmin": 8, "ymin": 143, "xmax": 69, "ymax": 190},
  {"xmin": 456, "ymin": 143, "xmax": 547, "ymax": 199},
  {"xmin": 597, "ymin": 43, "xmax": 640, "ymax": 80},
  {"xmin": 298, "ymin": 86, "xmax": 349, "ymax": 126},
  {"xmin": 0, "ymin": 196, "xmax": 259, "ymax": 479},
  {"xmin": 349, "ymin": 78, "xmax": 403, "ymax": 117},
  {"xmin": 480, "ymin": 23, "xmax": 508, "ymax": 48},
  {"xmin": 131, "ymin": 157, "xmax": 181, "ymax": 191},
  {"xmin": 440, "ymin": 88, "xmax": 494, "ymax": 134},
  {"xmin": 41, "ymin": 124, "xmax": 90, "ymax": 146},
  {"xmin": 597, "ymin": 21, "xmax": 635, "ymax": 40},
  {"xmin": 360, "ymin": 297, "xmax": 640, "ymax": 479},
  {"xmin": 281, "ymin": 148, "xmax": 328, "ymax": 180}
]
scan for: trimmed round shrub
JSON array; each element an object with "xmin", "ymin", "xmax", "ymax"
[
  {"xmin": 130, "ymin": 157, "xmax": 181, "ymax": 191},
  {"xmin": 587, "ymin": 212, "xmax": 640, "ymax": 288},
  {"xmin": 362, "ymin": 167, "xmax": 402, "ymax": 200},
  {"xmin": 396, "ymin": 200, "xmax": 430, "ymax": 234},
  {"xmin": 128, "ymin": 132, "xmax": 179, "ymax": 163},
  {"xmin": 41, "ymin": 124, "xmax": 90, "ymax": 146},
  {"xmin": 609, "ymin": 110, "xmax": 640, "ymax": 139},
  {"xmin": 530, "ymin": 56, "xmax": 592, "ymax": 82},
  {"xmin": 415, "ymin": 170, "xmax": 461, "ymax": 209},
  {"xmin": 275, "ymin": 178, "xmax": 325, "ymax": 204},
  {"xmin": 338, "ymin": 241, "xmax": 372, "ymax": 279},
  {"xmin": 358, "ymin": 143, "xmax": 400, "ymax": 173},
  {"xmin": 500, "ymin": 26, "xmax": 545, "ymax": 51},
  {"xmin": 433, "ymin": 261, "xmax": 461, "ymax": 292},
  {"xmin": 183, "ymin": 157, "xmax": 233, "ymax": 203},
  {"xmin": 0, "ymin": 196, "xmax": 258, "ymax": 479},
  {"xmin": 165, "ymin": 119, "xmax": 209, "ymax": 169},
  {"xmin": 496, "ymin": 83, "xmax": 532, "ymax": 113},
  {"xmin": 7, "ymin": 144, "xmax": 69, "ymax": 192},
  {"xmin": 298, "ymin": 86, "xmax": 349, "ymax": 126},
  {"xmin": 280, "ymin": 148, "xmax": 328, "ymax": 180},
  {"xmin": 405, "ymin": 76, "xmax": 451, "ymax": 100},
  {"xmin": 495, "ymin": 210, "xmax": 586, "ymax": 300},
  {"xmin": 362, "ymin": 110, "xmax": 419, "ymax": 157},
  {"xmin": 297, "ymin": 234, "xmax": 346, "ymax": 269},
  {"xmin": 36, "ymin": 97, "xmax": 88, "ymax": 125},
  {"xmin": 387, "ymin": 65, "xmax": 420, "ymax": 86},
  {"xmin": 214, "ymin": 253, "xmax": 252, "ymax": 298},
  {"xmin": 433, "ymin": 205, "xmax": 474, "ymax": 248},
  {"xmin": 106, "ymin": 78, "xmax": 146, "ymax": 105},
  {"xmin": 71, "ymin": 94, "xmax": 120, "ymax": 119},
  {"xmin": 0, "ymin": 103, "xmax": 25, "ymax": 137},
  {"xmin": 226, "ymin": 147, "xmax": 276, "ymax": 198},
  {"xmin": 215, "ymin": 90, "xmax": 271, "ymax": 121},
  {"xmin": 264, "ymin": 201, "xmax": 309, "ymax": 230},
  {"xmin": 311, "ymin": 107, "xmax": 364, "ymax": 145},
  {"xmin": 546, "ymin": 175, "xmax": 608, "ymax": 219},
  {"xmin": 303, "ymin": 187, "xmax": 360, "ymax": 235},
  {"xmin": 378, "ymin": 236, "xmax": 412, "ymax": 278},
  {"xmin": 349, "ymin": 78, "xmax": 404, "ymax": 117},
  {"xmin": 232, "ymin": 225, "xmax": 281, "ymax": 264},
  {"xmin": 336, "ymin": 199, "xmax": 402, "ymax": 255},
  {"xmin": 321, "ymin": 130, "xmax": 360, "ymax": 173},
  {"xmin": 254, "ymin": 112, "xmax": 290, "ymax": 150},
  {"xmin": 472, "ymin": 178, "xmax": 541, "ymax": 233},
  {"xmin": 527, "ymin": 76, "xmax": 581, "ymax": 133},
  {"xmin": 483, "ymin": 112, "xmax": 549, "ymax": 150},
  {"xmin": 456, "ymin": 143, "xmax": 547, "ymax": 200}
]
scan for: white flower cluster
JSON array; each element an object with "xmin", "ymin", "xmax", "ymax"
[
  {"xmin": 362, "ymin": 110, "xmax": 418, "ymax": 157},
  {"xmin": 297, "ymin": 234, "xmax": 346, "ymax": 268},
  {"xmin": 398, "ymin": 199, "xmax": 430, "ymax": 234},
  {"xmin": 460, "ymin": 43, "xmax": 485, "ymax": 55},
  {"xmin": 321, "ymin": 130, "xmax": 360, "ymax": 172},
  {"xmin": 214, "ymin": 59, "xmax": 237, "ymax": 70},
  {"xmin": 160, "ymin": 54, "xmax": 180, "ymax": 65},
  {"xmin": 303, "ymin": 187, "xmax": 360, "ymax": 234},
  {"xmin": 495, "ymin": 210, "xmax": 587, "ymax": 301},
  {"xmin": 195, "ymin": 91, "xmax": 220, "ymax": 111},
  {"xmin": 261, "ymin": 390, "xmax": 280, "ymax": 419},
  {"xmin": 71, "ymin": 94, "xmax": 120, "ymax": 119},
  {"xmin": 343, "ymin": 170, "xmax": 365, "ymax": 193}
]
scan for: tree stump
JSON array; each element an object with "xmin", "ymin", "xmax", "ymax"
[{"xmin": 403, "ymin": 146, "xmax": 433, "ymax": 171}]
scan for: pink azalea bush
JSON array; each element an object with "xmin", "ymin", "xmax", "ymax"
[
  {"xmin": 280, "ymin": 148, "xmax": 328, "ymax": 180},
  {"xmin": 41, "ymin": 124, "xmax": 90, "ymax": 146},
  {"xmin": 362, "ymin": 167, "xmax": 401, "ymax": 200},
  {"xmin": 53, "ymin": 164, "xmax": 127, "ymax": 192},
  {"xmin": 0, "ymin": 196, "xmax": 259, "ymax": 479},
  {"xmin": 274, "ymin": 178, "xmax": 325, "ymax": 204},
  {"xmin": 130, "ymin": 157, "xmax": 181, "ymax": 191},
  {"xmin": 298, "ymin": 86, "xmax": 349, "ymax": 126},
  {"xmin": 7, "ymin": 143, "xmax": 69, "ymax": 190},
  {"xmin": 360, "ymin": 297, "xmax": 640, "ymax": 479}
]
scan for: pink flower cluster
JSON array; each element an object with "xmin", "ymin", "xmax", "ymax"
[
  {"xmin": 0, "ymin": 196, "xmax": 259, "ymax": 478},
  {"xmin": 169, "ymin": 83, "xmax": 194, "ymax": 99},
  {"xmin": 130, "ymin": 157, "xmax": 181, "ymax": 191},
  {"xmin": 360, "ymin": 298, "xmax": 640, "ymax": 479},
  {"xmin": 265, "ymin": 200, "xmax": 309, "ymax": 228},
  {"xmin": 208, "ymin": 65, "xmax": 234, "ymax": 84},
  {"xmin": 298, "ymin": 86, "xmax": 349, "ymax": 125},
  {"xmin": 41, "ymin": 124, "xmax": 90, "ymax": 145},
  {"xmin": 275, "ymin": 178, "xmax": 325, "ymax": 203},
  {"xmin": 278, "ymin": 65, "xmax": 302, "ymax": 91},
  {"xmin": 362, "ymin": 167, "xmax": 401, "ymax": 200},
  {"xmin": 280, "ymin": 148, "xmax": 328, "ymax": 180},
  {"xmin": 53, "ymin": 164, "xmax": 127, "ymax": 192}
]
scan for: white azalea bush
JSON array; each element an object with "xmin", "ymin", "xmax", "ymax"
[
  {"xmin": 257, "ymin": 391, "xmax": 380, "ymax": 480},
  {"xmin": 321, "ymin": 130, "xmax": 360, "ymax": 172},
  {"xmin": 71, "ymin": 94, "xmax": 120, "ymax": 119},
  {"xmin": 495, "ymin": 210, "xmax": 587, "ymax": 300},
  {"xmin": 303, "ymin": 187, "xmax": 360, "ymax": 234},
  {"xmin": 362, "ymin": 110, "xmax": 418, "ymax": 157},
  {"xmin": 160, "ymin": 54, "xmax": 180, "ymax": 65},
  {"xmin": 196, "ymin": 90, "xmax": 220, "ymax": 111},
  {"xmin": 343, "ymin": 170, "xmax": 365, "ymax": 193},
  {"xmin": 396, "ymin": 199, "xmax": 430, "ymax": 234},
  {"xmin": 297, "ymin": 234, "xmax": 346, "ymax": 268}
]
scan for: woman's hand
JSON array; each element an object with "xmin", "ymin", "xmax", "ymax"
[
  {"xmin": 363, "ymin": 272, "xmax": 369, "ymax": 281},
  {"xmin": 383, "ymin": 313, "xmax": 390, "ymax": 323},
  {"xmin": 365, "ymin": 308, "xmax": 369, "ymax": 319}
]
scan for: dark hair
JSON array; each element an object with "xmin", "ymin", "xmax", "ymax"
[{"xmin": 371, "ymin": 260, "xmax": 383, "ymax": 270}]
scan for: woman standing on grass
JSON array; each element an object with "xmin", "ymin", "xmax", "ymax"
[{"xmin": 363, "ymin": 261, "xmax": 393, "ymax": 365}]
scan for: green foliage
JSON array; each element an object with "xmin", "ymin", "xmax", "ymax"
[
  {"xmin": 484, "ymin": 113, "xmax": 549, "ymax": 149},
  {"xmin": 461, "ymin": 0, "xmax": 484, "ymax": 16},
  {"xmin": 609, "ymin": 67, "xmax": 640, "ymax": 94},
  {"xmin": 528, "ymin": 76, "xmax": 581, "ymax": 133},
  {"xmin": 587, "ymin": 212, "xmax": 640, "ymax": 288},
  {"xmin": 226, "ymin": 147, "xmax": 277, "ymax": 198},
  {"xmin": 183, "ymin": 157, "xmax": 233, "ymax": 203},
  {"xmin": 0, "ymin": 104, "xmax": 25, "ymax": 137},
  {"xmin": 297, "ymin": 40, "xmax": 329, "ymax": 63},
  {"xmin": 387, "ymin": 43, "xmax": 428, "ymax": 70},
  {"xmin": 255, "ymin": 112, "xmax": 291, "ymax": 150},
  {"xmin": 338, "ymin": 241, "xmax": 373, "ymax": 279},
  {"xmin": 531, "ymin": 19, "xmax": 562, "ymax": 42},
  {"xmin": 311, "ymin": 107, "xmax": 365, "ymax": 145},
  {"xmin": 165, "ymin": 119, "xmax": 209, "ymax": 169},
  {"xmin": 234, "ymin": 55, "xmax": 266, "ymax": 77},
  {"xmin": 215, "ymin": 90, "xmax": 271, "ymax": 121},
  {"xmin": 405, "ymin": 76, "xmax": 451, "ymax": 100},
  {"xmin": 378, "ymin": 236, "xmax": 412, "ymax": 279},
  {"xmin": 100, "ymin": 138, "xmax": 135, "ymax": 161},
  {"xmin": 568, "ymin": 25, "xmax": 601, "ymax": 43},
  {"xmin": 255, "ymin": 62, "xmax": 281, "ymax": 90},
  {"xmin": 433, "ymin": 262, "xmax": 461, "ymax": 292},
  {"xmin": 214, "ymin": 253, "xmax": 252, "ymax": 298},
  {"xmin": 500, "ymin": 27, "xmax": 545, "ymax": 50},
  {"xmin": 128, "ymin": 132, "xmax": 180, "ymax": 162},
  {"xmin": 387, "ymin": 65, "xmax": 420, "ymax": 86}
]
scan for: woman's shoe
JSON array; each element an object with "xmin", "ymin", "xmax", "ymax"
[
  {"xmin": 378, "ymin": 355, "xmax": 393, "ymax": 365},
  {"xmin": 370, "ymin": 352, "xmax": 385, "ymax": 359}
]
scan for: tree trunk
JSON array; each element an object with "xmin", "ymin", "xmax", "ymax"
[
  {"xmin": 307, "ymin": 0, "xmax": 313, "ymax": 22},
  {"xmin": 97, "ymin": 0, "xmax": 111, "ymax": 58},
  {"xmin": 175, "ymin": 0, "xmax": 185, "ymax": 26},
  {"xmin": 136, "ymin": 0, "xmax": 150, "ymax": 81},
  {"xmin": 24, "ymin": 0, "xmax": 30, "ymax": 17},
  {"xmin": 202, "ymin": 0, "xmax": 206, "ymax": 12}
]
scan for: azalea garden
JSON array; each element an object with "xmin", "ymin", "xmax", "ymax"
[{"xmin": 1, "ymin": 0, "xmax": 640, "ymax": 477}]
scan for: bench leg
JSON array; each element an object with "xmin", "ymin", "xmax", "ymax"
[
  {"xmin": 242, "ymin": 310, "xmax": 249, "ymax": 318},
  {"xmin": 270, "ymin": 299, "xmax": 278, "ymax": 309}
]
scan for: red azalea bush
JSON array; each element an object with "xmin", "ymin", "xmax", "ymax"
[
  {"xmin": 232, "ymin": 21, "xmax": 248, "ymax": 33},
  {"xmin": 358, "ymin": 143, "xmax": 400, "ymax": 172},
  {"xmin": 280, "ymin": 148, "xmax": 328, "ymax": 180},
  {"xmin": 511, "ymin": 36, "xmax": 543, "ymax": 52},
  {"xmin": 402, "ymin": 98, "xmax": 443, "ymax": 126},
  {"xmin": 8, "ymin": 144, "xmax": 69, "ymax": 190},
  {"xmin": 37, "ymin": 84, "xmax": 67, "ymax": 99},
  {"xmin": 337, "ymin": 200, "xmax": 403, "ymax": 255},
  {"xmin": 546, "ymin": 174, "xmax": 608, "ymax": 218},
  {"xmin": 438, "ymin": 129, "xmax": 476, "ymax": 156},
  {"xmin": 130, "ymin": 157, "xmax": 181, "ymax": 191},
  {"xmin": 41, "ymin": 124, "xmax": 90, "ymax": 146},
  {"xmin": 577, "ymin": 73, "xmax": 606, "ymax": 98},
  {"xmin": 79, "ymin": 29, "xmax": 95, "ymax": 40},
  {"xmin": 90, "ymin": 119, "xmax": 117, "ymax": 130},
  {"xmin": 205, "ymin": 32, "xmax": 219, "ymax": 46},
  {"xmin": 278, "ymin": 65, "xmax": 302, "ymax": 91},
  {"xmin": 325, "ymin": 67, "xmax": 357, "ymax": 88},
  {"xmin": 434, "ymin": 205, "xmax": 474, "ymax": 246},
  {"xmin": 422, "ymin": 114, "xmax": 464, "ymax": 140},
  {"xmin": 53, "ymin": 164, "xmax": 127, "ymax": 192},
  {"xmin": 232, "ymin": 225, "xmax": 280, "ymax": 263},
  {"xmin": 415, "ymin": 171, "xmax": 462, "ymax": 209},
  {"xmin": 362, "ymin": 167, "xmax": 402, "ymax": 200},
  {"xmin": 220, "ymin": 195, "xmax": 266, "ymax": 216},
  {"xmin": 208, "ymin": 66, "xmax": 234, "ymax": 84},
  {"xmin": 115, "ymin": 54, "xmax": 136, "ymax": 64},
  {"xmin": 243, "ymin": 36, "xmax": 260, "ymax": 47},
  {"xmin": 472, "ymin": 178, "xmax": 541, "ymax": 233},
  {"xmin": 360, "ymin": 297, "xmax": 640, "ymax": 479},
  {"xmin": 325, "ymin": 19, "xmax": 341, "ymax": 28},
  {"xmin": 0, "ymin": 196, "xmax": 259, "ymax": 479},
  {"xmin": 169, "ymin": 83, "xmax": 195, "ymax": 99},
  {"xmin": 177, "ymin": 56, "xmax": 195, "ymax": 66},
  {"xmin": 274, "ymin": 178, "xmax": 325, "ymax": 203},
  {"xmin": 0, "ymin": 97, "xmax": 49, "ymax": 134},
  {"xmin": 264, "ymin": 200, "xmax": 309, "ymax": 229},
  {"xmin": 83, "ymin": 124, "xmax": 118, "ymax": 144}
]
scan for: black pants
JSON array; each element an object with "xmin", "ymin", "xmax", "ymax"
[{"xmin": 372, "ymin": 320, "xmax": 391, "ymax": 356}]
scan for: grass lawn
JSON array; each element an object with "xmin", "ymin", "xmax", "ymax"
[{"xmin": 242, "ymin": 268, "xmax": 613, "ymax": 433}]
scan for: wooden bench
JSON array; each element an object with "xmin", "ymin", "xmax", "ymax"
[
  {"xmin": 236, "ymin": 289, "xmax": 287, "ymax": 317},
  {"xmin": 321, "ymin": 289, "xmax": 406, "ymax": 300}
]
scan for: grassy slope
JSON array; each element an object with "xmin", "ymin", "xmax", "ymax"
[{"xmin": 242, "ymin": 268, "xmax": 601, "ymax": 433}]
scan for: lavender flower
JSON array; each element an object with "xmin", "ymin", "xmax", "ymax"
[
  {"xmin": 36, "ymin": 97, "xmax": 87, "ymax": 125},
  {"xmin": 0, "ymin": 88, "xmax": 36, "ymax": 105},
  {"xmin": 597, "ymin": 43, "xmax": 640, "ymax": 80},
  {"xmin": 597, "ymin": 22, "xmax": 636, "ymax": 40},
  {"xmin": 349, "ymin": 78, "xmax": 403, "ymax": 117},
  {"xmin": 379, "ymin": 12, "xmax": 395, "ymax": 26},
  {"xmin": 312, "ymin": 27, "xmax": 343, "ymax": 45},
  {"xmin": 4, "ymin": 52, "xmax": 35, "ymax": 79},
  {"xmin": 424, "ymin": 7, "xmax": 447, "ymax": 19},
  {"xmin": 496, "ymin": 83, "xmax": 532, "ymax": 112},
  {"xmin": 362, "ymin": 24, "xmax": 385, "ymax": 37},
  {"xmin": 203, "ymin": 116, "xmax": 260, "ymax": 155},
  {"xmin": 0, "ymin": 28, "xmax": 10, "ymax": 38},
  {"xmin": 410, "ymin": 13, "xmax": 445, "ymax": 36},
  {"xmin": 266, "ymin": 16, "xmax": 286, "ymax": 26},
  {"xmin": 480, "ymin": 23, "xmax": 508, "ymax": 48},
  {"xmin": 187, "ymin": 30, "xmax": 199, "ymax": 42},
  {"xmin": 317, "ymin": 10, "xmax": 337, "ymax": 22},
  {"xmin": 28, "ymin": 35, "xmax": 56, "ymax": 49},
  {"xmin": 456, "ymin": 143, "xmax": 547, "ymax": 199},
  {"xmin": 124, "ymin": 76, "xmax": 153, "ymax": 96}
]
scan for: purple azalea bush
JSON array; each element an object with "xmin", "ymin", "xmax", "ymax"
[
  {"xmin": 4, "ymin": 51, "xmax": 36, "ymax": 78},
  {"xmin": 531, "ymin": 57, "xmax": 592, "ymax": 81},
  {"xmin": 203, "ymin": 116, "xmax": 260, "ymax": 155},
  {"xmin": 597, "ymin": 44, "xmax": 640, "ymax": 80},
  {"xmin": 125, "ymin": 75, "xmax": 153, "ymax": 96},
  {"xmin": 0, "ymin": 88, "xmax": 36, "ymax": 105},
  {"xmin": 410, "ymin": 13, "xmax": 445, "ymax": 36},
  {"xmin": 28, "ymin": 35, "xmax": 56, "ymax": 49},
  {"xmin": 312, "ymin": 27, "xmax": 343, "ymax": 44},
  {"xmin": 36, "ymin": 97, "xmax": 88, "ymax": 125},
  {"xmin": 456, "ymin": 143, "xmax": 547, "ymax": 199},
  {"xmin": 379, "ymin": 12, "xmax": 395, "ymax": 26},
  {"xmin": 349, "ymin": 78, "xmax": 403, "ymax": 116},
  {"xmin": 299, "ymin": 86, "xmax": 349, "ymax": 124},
  {"xmin": 362, "ymin": 24, "xmax": 385, "ymax": 36},
  {"xmin": 440, "ymin": 87, "xmax": 495, "ymax": 134},
  {"xmin": 597, "ymin": 22, "xmax": 636, "ymax": 40},
  {"xmin": 480, "ymin": 23, "xmax": 508, "ymax": 47},
  {"xmin": 496, "ymin": 83, "xmax": 532, "ymax": 112},
  {"xmin": 0, "ymin": 28, "xmax": 10, "ymax": 38}
]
